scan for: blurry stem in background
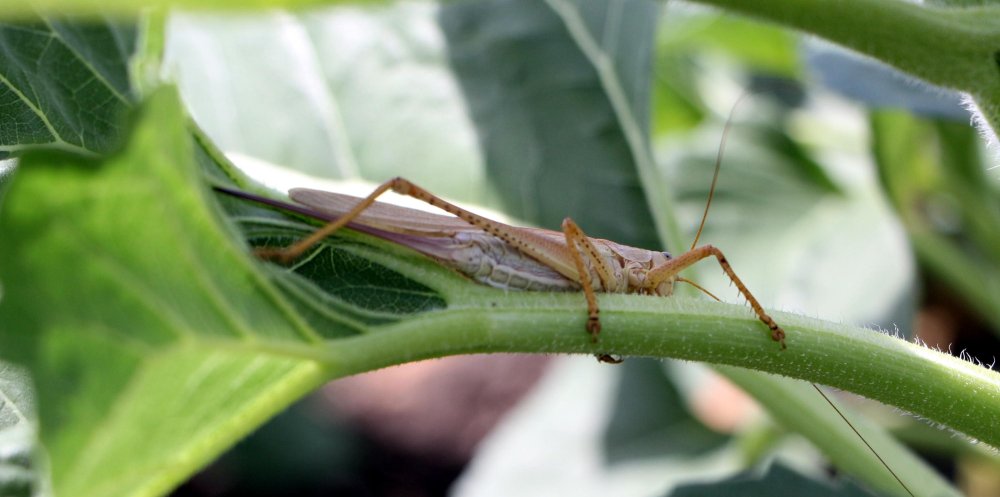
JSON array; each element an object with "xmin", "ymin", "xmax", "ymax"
[
  {"xmin": 718, "ymin": 367, "xmax": 941, "ymax": 497},
  {"xmin": 688, "ymin": 0, "xmax": 1000, "ymax": 142},
  {"xmin": 871, "ymin": 110, "xmax": 1000, "ymax": 336}
]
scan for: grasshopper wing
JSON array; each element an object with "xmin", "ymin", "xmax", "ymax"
[{"xmin": 290, "ymin": 188, "xmax": 483, "ymax": 237}]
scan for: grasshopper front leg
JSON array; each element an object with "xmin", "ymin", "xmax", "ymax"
[{"xmin": 647, "ymin": 245, "xmax": 787, "ymax": 349}]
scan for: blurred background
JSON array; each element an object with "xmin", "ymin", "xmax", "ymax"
[{"xmin": 141, "ymin": 0, "xmax": 1000, "ymax": 496}]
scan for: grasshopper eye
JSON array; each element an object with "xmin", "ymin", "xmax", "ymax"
[{"xmin": 661, "ymin": 251, "xmax": 672, "ymax": 260}]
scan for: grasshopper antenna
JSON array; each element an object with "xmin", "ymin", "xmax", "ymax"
[
  {"xmin": 681, "ymin": 92, "xmax": 756, "ymax": 303},
  {"xmin": 690, "ymin": 91, "xmax": 750, "ymax": 251},
  {"xmin": 812, "ymin": 384, "xmax": 915, "ymax": 497},
  {"xmin": 691, "ymin": 92, "xmax": 915, "ymax": 497}
]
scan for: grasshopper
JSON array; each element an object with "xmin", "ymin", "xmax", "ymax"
[{"xmin": 218, "ymin": 177, "xmax": 786, "ymax": 353}]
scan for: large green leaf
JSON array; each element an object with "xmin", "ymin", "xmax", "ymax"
[
  {"xmin": 0, "ymin": 17, "xmax": 135, "ymax": 157},
  {"xmin": 163, "ymin": 5, "xmax": 494, "ymax": 204},
  {"xmin": 0, "ymin": 84, "xmax": 465, "ymax": 496},
  {"xmin": 0, "ymin": 89, "xmax": 339, "ymax": 497},
  {"xmin": 440, "ymin": 0, "xmax": 663, "ymax": 248}
]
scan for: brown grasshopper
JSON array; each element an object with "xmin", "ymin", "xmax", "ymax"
[{"xmin": 221, "ymin": 177, "xmax": 786, "ymax": 353}]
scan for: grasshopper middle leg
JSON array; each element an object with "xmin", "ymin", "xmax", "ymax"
[{"xmin": 560, "ymin": 217, "xmax": 618, "ymax": 342}]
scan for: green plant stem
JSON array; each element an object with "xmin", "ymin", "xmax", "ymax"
[{"xmin": 252, "ymin": 292, "xmax": 1000, "ymax": 453}]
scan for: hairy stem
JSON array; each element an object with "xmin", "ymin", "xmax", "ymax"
[{"xmin": 270, "ymin": 292, "xmax": 1000, "ymax": 452}]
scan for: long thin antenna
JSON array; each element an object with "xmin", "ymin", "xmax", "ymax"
[
  {"xmin": 677, "ymin": 276, "xmax": 722, "ymax": 302},
  {"xmin": 811, "ymin": 384, "xmax": 915, "ymax": 497},
  {"xmin": 690, "ymin": 92, "xmax": 751, "ymax": 251},
  {"xmin": 693, "ymin": 93, "xmax": 915, "ymax": 497}
]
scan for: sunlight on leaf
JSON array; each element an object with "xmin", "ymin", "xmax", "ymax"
[{"xmin": 164, "ymin": 5, "xmax": 490, "ymax": 202}]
